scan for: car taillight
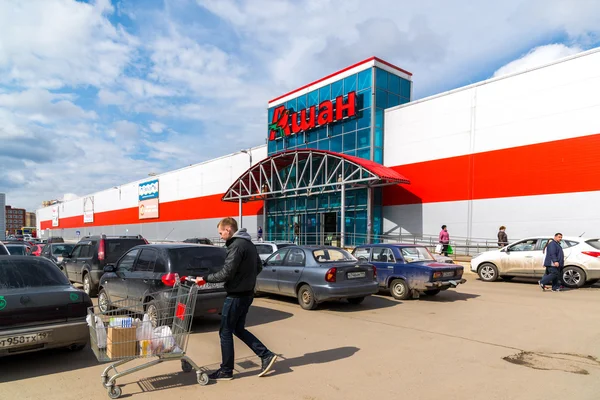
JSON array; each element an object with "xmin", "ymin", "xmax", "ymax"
[
  {"xmin": 582, "ymin": 251, "xmax": 600, "ymax": 258},
  {"xmin": 373, "ymin": 266, "xmax": 377, "ymax": 279},
  {"xmin": 433, "ymin": 271, "xmax": 442, "ymax": 279},
  {"xmin": 325, "ymin": 267, "xmax": 337, "ymax": 283},
  {"xmin": 98, "ymin": 239, "xmax": 105, "ymax": 261}
]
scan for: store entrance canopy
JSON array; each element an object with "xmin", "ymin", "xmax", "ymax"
[{"xmin": 222, "ymin": 149, "xmax": 410, "ymax": 203}]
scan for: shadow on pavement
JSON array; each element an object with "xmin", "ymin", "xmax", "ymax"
[
  {"xmin": 191, "ymin": 305, "xmax": 294, "ymax": 333},
  {"xmin": 257, "ymin": 293, "xmax": 399, "ymax": 312},
  {"xmin": 0, "ymin": 344, "xmax": 98, "ymax": 383},
  {"xmin": 119, "ymin": 346, "xmax": 361, "ymax": 395},
  {"xmin": 419, "ymin": 290, "xmax": 480, "ymax": 302},
  {"xmin": 482, "ymin": 277, "xmax": 600, "ymax": 290}
]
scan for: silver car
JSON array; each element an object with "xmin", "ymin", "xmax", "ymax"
[
  {"xmin": 470, "ymin": 236, "xmax": 600, "ymax": 288},
  {"xmin": 253, "ymin": 241, "xmax": 295, "ymax": 261},
  {"xmin": 256, "ymin": 246, "xmax": 379, "ymax": 310}
]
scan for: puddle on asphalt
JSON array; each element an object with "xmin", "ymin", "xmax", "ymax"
[{"xmin": 503, "ymin": 352, "xmax": 600, "ymax": 375}]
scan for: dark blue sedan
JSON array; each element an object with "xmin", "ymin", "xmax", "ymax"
[{"xmin": 352, "ymin": 244, "xmax": 466, "ymax": 300}]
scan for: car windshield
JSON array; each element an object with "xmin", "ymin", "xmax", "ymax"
[
  {"xmin": 400, "ymin": 246, "xmax": 436, "ymax": 262},
  {"xmin": 6, "ymin": 245, "xmax": 27, "ymax": 255},
  {"xmin": 169, "ymin": 247, "xmax": 226, "ymax": 275},
  {"xmin": 312, "ymin": 248, "xmax": 356, "ymax": 263},
  {"xmin": 52, "ymin": 244, "xmax": 75, "ymax": 255},
  {"xmin": 0, "ymin": 258, "xmax": 70, "ymax": 289}
]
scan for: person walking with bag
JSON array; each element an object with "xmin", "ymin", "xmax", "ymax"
[
  {"xmin": 539, "ymin": 233, "xmax": 564, "ymax": 292},
  {"xmin": 195, "ymin": 217, "xmax": 277, "ymax": 381},
  {"xmin": 439, "ymin": 225, "xmax": 450, "ymax": 256}
]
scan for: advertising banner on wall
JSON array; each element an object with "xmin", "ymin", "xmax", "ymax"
[
  {"xmin": 138, "ymin": 179, "xmax": 159, "ymax": 220},
  {"xmin": 83, "ymin": 196, "xmax": 94, "ymax": 223},
  {"xmin": 51, "ymin": 206, "xmax": 59, "ymax": 227}
]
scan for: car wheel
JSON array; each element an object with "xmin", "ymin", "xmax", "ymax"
[
  {"xmin": 478, "ymin": 263, "xmax": 499, "ymax": 282},
  {"xmin": 146, "ymin": 300, "xmax": 162, "ymax": 328},
  {"xmin": 502, "ymin": 276, "xmax": 514, "ymax": 281},
  {"xmin": 297, "ymin": 285, "xmax": 318, "ymax": 310},
  {"xmin": 83, "ymin": 273, "xmax": 97, "ymax": 297},
  {"xmin": 390, "ymin": 279, "xmax": 411, "ymax": 300},
  {"xmin": 562, "ymin": 266, "xmax": 586, "ymax": 288},
  {"xmin": 424, "ymin": 289, "xmax": 441, "ymax": 296},
  {"xmin": 98, "ymin": 289, "xmax": 111, "ymax": 313},
  {"xmin": 347, "ymin": 296, "xmax": 365, "ymax": 305}
]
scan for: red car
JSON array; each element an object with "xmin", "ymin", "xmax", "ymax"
[{"xmin": 30, "ymin": 244, "xmax": 44, "ymax": 257}]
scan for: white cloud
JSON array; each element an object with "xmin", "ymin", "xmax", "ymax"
[
  {"xmin": 0, "ymin": 89, "xmax": 97, "ymax": 123},
  {"xmin": 492, "ymin": 44, "xmax": 583, "ymax": 78},
  {"xmin": 148, "ymin": 121, "xmax": 166, "ymax": 134},
  {"xmin": 98, "ymin": 89, "xmax": 128, "ymax": 105}
]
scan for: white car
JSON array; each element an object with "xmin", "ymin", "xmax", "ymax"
[
  {"xmin": 254, "ymin": 241, "xmax": 295, "ymax": 261},
  {"xmin": 470, "ymin": 236, "xmax": 600, "ymax": 288}
]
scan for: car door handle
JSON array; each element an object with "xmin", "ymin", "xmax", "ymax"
[{"xmin": 294, "ymin": 269, "xmax": 300, "ymax": 273}]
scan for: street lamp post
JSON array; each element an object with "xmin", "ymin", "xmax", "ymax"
[{"xmin": 239, "ymin": 149, "xmax": 252, "ymax": 229}]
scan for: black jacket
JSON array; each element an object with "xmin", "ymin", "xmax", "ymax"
[
  {"xmin": 544, "ymin": 240, "xmax": 564, "ymax": 268},
  {"xmin": 497, "ymin": 231, "xmax": 508, "ymax": 247},
  {"xmin": 206, "ymin": 229, "xmax": 262, "ymax": 296}
]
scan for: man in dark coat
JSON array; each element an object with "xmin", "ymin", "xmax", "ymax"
[{"xmin": 539, "ymin": 233, "xmax": 564, "ymax": 292}]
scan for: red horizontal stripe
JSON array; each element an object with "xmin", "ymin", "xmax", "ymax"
[
  {"xmin": 269, "ymin": 56, "xmax": 412, "ymax": 104},
  {"xmin": 40, "ymin": 194, "xmax": 263, "ymax": 230},
  {"xmin": 383, "ymin": 133, "xmax": 600, "ymax": 205}
]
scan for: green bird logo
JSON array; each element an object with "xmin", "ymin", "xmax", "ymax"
[{"xmin": 0, "ymin": 296, "xmax": 6, "ymax": 311}]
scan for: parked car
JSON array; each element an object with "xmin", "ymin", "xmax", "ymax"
[
  {"xmin": 29, "ymin": 244, "xmax": 45, "ymax": 257},
  {"xmin": 256, "ymin": 246, "xmax": 378, "ymax": 310},
  {"xmin": 352, "ymin": 244, "xmax": 466, "ymax": 300},
  {"xmin": 0, "ymin": 256, "xmax": 92, "ymax": 357},
  {"xmin": 62, "ymin": 235, "xmax": 148, "ymax": 296},
  {"xmin": 98, "ymin": 244, "xmax": 227, "ymax": 327},
  {"xmin": 254, "ymin": 241, "xmax": 295, "ymax": 261},
  {"xmin": 46, "ymin": 237, "xmax": 65, "ymax": 244},
  {"xmin": 470, "ymin": 236, "xmax": 600, "ymax": 288},
  {"xmin": 5, "ymin": 243, "xmax": 31, "ymax": 256},
  {"xmin": 182, "ymin": 237, "xmax": 214, "ymax": 245},
  {"xmin": 41, "ymin": 243, "xmax": 76, "ymax": 265},
  {"xmin": 0, "ymin": 242, "xmax": 8, "ymax": 256}
]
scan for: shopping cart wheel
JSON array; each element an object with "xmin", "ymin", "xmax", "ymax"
[
  {"xmin": 197, "ymin": 372, "xmax": 209, "ymax": 386},
  {"xmin": 181, "ymin": 360, "xmax": 193, "ymax": 373},
  {"xmin": 107, "ymin": 386, "xmax": 122, "ymax": 399}
]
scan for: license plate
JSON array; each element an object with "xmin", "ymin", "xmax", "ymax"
[
  {"xmin": 0, "ymin": 331, "xmax": 52, "ymax": 348},
  {"xmin": 347, "ymin": 271, "xmax": 366, "ymax": 279},
  {"xmin": 199, "ymin": 282, "xmax": 225, "ymax": 290},
  {"xmin": 442, "ymin": 271, "xmax": 454, "ymax": 277}
]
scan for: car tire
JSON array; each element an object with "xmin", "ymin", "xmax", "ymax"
[
  {"xmin": 502, "ymin": 276, "xmax": 514, "ymax": 281},
  {"xmin": 390, "ymin": 279, "xmax": 411, "ymax": 300},
  {"xmin": 297, "ymin": 285, "xmax": 318, "ymax": 310},
  {"xmin": 478, "ymin": 263, "xmax": 499, "ymax": 282},
  {"xmin": 83, "ymin": 273, "xmax": 97, "ymax": 297},
  {"xmin": 98, "ymin": 289, "xmax": 112, "ymax": 313},
  {"xmin": 562, "ymin": 266, "xmax": 586, "ymax": 288},
  {"xmin": 347, "ymin": 296, "xmax": 365, "ymax": 305},
  {"xmin": 424, "ymin": 289, "xmax": 441, "ymax": 296}
]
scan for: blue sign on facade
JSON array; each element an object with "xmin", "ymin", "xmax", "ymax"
[{"xmin": 138, "ymin": 179, "xmax": 159, "ymax": 201}]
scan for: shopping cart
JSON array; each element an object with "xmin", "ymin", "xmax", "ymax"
[{"xmin": 88, "ymin": 276, "xmax": 209, "ymax": 399}]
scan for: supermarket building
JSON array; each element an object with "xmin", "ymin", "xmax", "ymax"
[{"xmin": 37, "ymin": 49, "xmax": 600, "ymax": 245}]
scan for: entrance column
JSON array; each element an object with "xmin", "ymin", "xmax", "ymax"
[
  {"xmin": 340, "ymin": 184, "xmax": 345, "ymax": 248},
  {"xmin": 263, "ymin": 199, "xmax": 267, "ymax": 241},
  {"xmin": 366, "ymin": 187, "xmax": 372, "ymax": 243},
  {"xmin": 238, "ymin": 198, "xmax": 243, "ymax": 229}
]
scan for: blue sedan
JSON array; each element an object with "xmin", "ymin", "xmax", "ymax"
[
  {"xmin": 256, "ymin": 246, "xmax": 379, "ymax": 310},
  {"xmin": 352, "ymin": 244, "xmax": 466, "ymax": 300}
]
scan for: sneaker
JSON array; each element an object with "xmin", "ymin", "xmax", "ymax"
[
  {"xmin": 258, "ymin": 353, "xmax": 277, "ymax": 377},
  {"xmin": 552, "ymin": 288, "xmax": 561, "ymax": 292},
  {"xmin": 208, "ymin": 369, "xmax": 233, "ymax": 381},
  {"xmin": 538, "ymin": 281, "xmax": 546, "ymax": 291}
]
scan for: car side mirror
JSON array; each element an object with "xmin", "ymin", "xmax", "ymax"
[{"xmin": 103, "ymin": 264, "xmax": 116, "ymax": 273}]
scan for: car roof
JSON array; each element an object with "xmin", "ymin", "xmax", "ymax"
[
  {"xmin": 518, "ymin": 236, "xmax": 594, "ymax": 241},
  {"xmin": 356, "ymin": 243, "xmax": 425, "ymax": 248},
  {"xmin": 133, "ymin": 243, "xmax": 219, "ymax": 250}
]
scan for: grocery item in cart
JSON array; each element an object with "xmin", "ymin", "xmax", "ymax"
[
  {"xmin": 151, "ymin": 326, "xmax": 177, "ymax": 354},
  {"xmin": 106, "ymin": 327, "xmax": 137, "ymax": 359},
  {"xmin": 86, "ymin": 314, "xmax": 107, "ymax": 349}
]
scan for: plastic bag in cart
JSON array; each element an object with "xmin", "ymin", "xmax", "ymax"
[
  {"xmin": 136, "ymin": 313, "xmax": 153, "ymax": 341},
  {"xmin": 86, "ymin": 314, "xmax": 107, "ymax": 349},
  {"xmin": 151, "ymin": 326, "xmax": 178, "ymax": 354}
]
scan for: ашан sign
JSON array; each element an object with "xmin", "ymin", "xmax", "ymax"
[{"xmin": 269, "ymin": 91, "xmax": 357, "ymax": 141}]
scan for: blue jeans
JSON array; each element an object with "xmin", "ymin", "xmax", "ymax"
[
  {"xmin": 219, "ymin": 295, "xmax": 271, "ymax": 373},
  {"xmin": 540, "ymin": 266, "xmax": 561, "ymax": 290}
]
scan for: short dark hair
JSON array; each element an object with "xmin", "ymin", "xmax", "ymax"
[
  {"xmin": 499, "ymin": 225, "xmax": 506, "ymax": 230},
  {"xmin": 218, "ymin": 217, "xmax": 238, "ymax": 232},
  {"xmin": 554, "ymin": 232, "xmax": 563, "ymax": 237},
  {"xmin": 441, "ymin": 225, "xmax": 447, "ymax": 229}
]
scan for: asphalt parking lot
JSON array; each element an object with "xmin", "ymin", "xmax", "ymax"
[{"xmin": 2, "ymin": 270, "xmax": 599, "ymax": 400}]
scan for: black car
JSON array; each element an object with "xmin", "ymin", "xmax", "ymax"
[
  {"xmin": 62, "ymin": 235, "xmax": 147, "ymax": 297},
  {"xmin": 41, "ymin": 243, "xmax": 76, "ymax": 265},
  {"xmin": 98, "ymin": 244, "xmax": 227, "ymax": 327},
  {"xmin": 0, "ymin": 256, "xmax": 92, "ymax": 357},
  {"xmin": 183, "ymin": 237, "xmax": 214, "ymax": 245}
]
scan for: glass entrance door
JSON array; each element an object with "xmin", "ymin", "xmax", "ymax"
[{"xmin": 321, "ymin": 212, "xmax": 337, "ymax": 246}]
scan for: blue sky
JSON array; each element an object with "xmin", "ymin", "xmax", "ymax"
[{"xmin": 1, "ymin": 0, "xmax": 599, "ymax": 211}]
